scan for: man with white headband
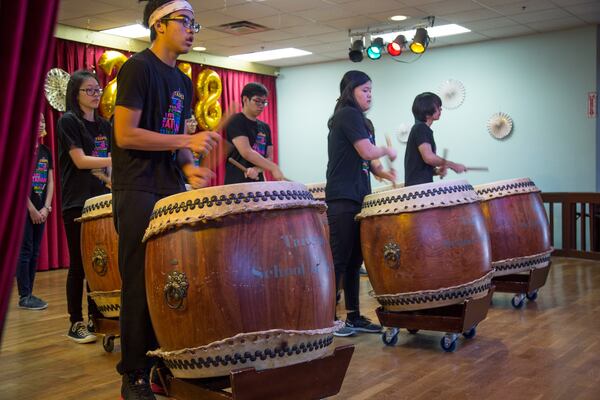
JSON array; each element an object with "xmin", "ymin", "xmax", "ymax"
[{"xmin": 112, "ymin": 1, "xmax": 220, "ymax": 399}]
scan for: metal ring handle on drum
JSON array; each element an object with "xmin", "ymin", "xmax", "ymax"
[
  {"xmin": 91, "ymin": 247, "xmax": 109, "ymax": 276},
  {"xmin": 384, "ymin": 242, "xmax": 401, "ymax": 270},
  {"xmin": 164, "ymin": 271, "xmax": 189, "ymax": 310}
]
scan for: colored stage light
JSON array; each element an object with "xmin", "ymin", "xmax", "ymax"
[
  {"xmin": 367, "ymin": 37, "xmax": 384, "ymax": 60},
  {"xmin": 348, "ymin": 39, "xmax": 364, "ymax": 62},
  {"xmin": 410, "ymin": 28, "xmax": 430, "ymax": 54}
]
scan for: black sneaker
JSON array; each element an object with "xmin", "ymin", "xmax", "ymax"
[
  {"xmin": 67, "ymin": 321, "xmax": 97, "ymax": 344},
  {"xmin": 149, "ymin": 365, "xmax": 166, "ymax": 395},
  {"xmin": 121, "ymin": 370, "xmax": 156, "ymax": 400},
  {"xmin": 346, "ymin": 315, "xmax": 382, "ymax": 333},
  {"xmin": 87, "ymin": 318, "xmax": 96, "ymax": 333},
  {"xmin": 18, "ymin": 295, "xmax": 47, "ymax": 310}
]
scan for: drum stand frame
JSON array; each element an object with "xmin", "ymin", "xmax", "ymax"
[
  {"xmin": 156, "ymin": 344, "xmax": 354, "ymax": 400},
  {"xmin": 492, "ymin": 262, "xmax": 552, "ymax": 308},
  {"xmin": 90, "ymin": 315, "xmax": 120, "ymax": 352},
  {"xmin": 376, "ymin": 288, "xmax": 494, "ymax": 352}
]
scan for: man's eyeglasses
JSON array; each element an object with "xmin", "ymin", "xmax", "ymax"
[
  {"xmin": 252, "ymin": 98, "xmax": 268, "ymax": 107},
  {"xmin": 161, "ymin": 16, "xmax": 201, "ymax": 33},
  {"xmin": 80, "ymin": 88, "xmax": 103, "ymax": 96}
]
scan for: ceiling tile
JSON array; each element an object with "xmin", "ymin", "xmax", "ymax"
[
  {"xmin": 282, "ymin": 24, "xmax": 339, "ymax": 36},
  {"xmin": 417, "ymin": 0, "xmax": 487, "ymax": 15},
  {"xmin": 252, "ymin": 13, "xmax": 314, "ymax": 29},
  {"xmin": 462, "ymin": 17, "xmax": 520, "ymax": 30},
  {"xmin": 263, "ymin": 0, "xmax": 336, "ymax": 13},
  {"xmin": 197, "ymin": 10, "xmax": 241, "ymax": 27},
  {"xmin": 511, "ymin": 8, "xmax": 572, "ymax": 23},
  {"xmin": 218, "ymin": 3, "xmax": 282, "ymax": 19},
  {"xmin": 526, "ymin": 16, "xmax": 587, "ymax": 31},
  {"xmin": 479, "ymin": 24, "xmax": 536, "ymax": 38},
  {"xmin": 439, "ymin": 8, "xmax": 503, "ymax": 23},
  {"xmin": 326, "ymin": 16, "xmax": 382, "ymax": 30}
]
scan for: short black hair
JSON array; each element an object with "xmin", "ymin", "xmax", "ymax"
[
  {"xmin": 139, "ymin": 0, "xmax": 173, "ymax": 41},
  {"xmin": 241, "ymin": 82, "xmax": 268, "ymax": 102},
  {"xmin": 412, "ymin": 92, "xmax": 442, "ymax": 122},
  {"xmin": 65, "ymin": 70, "xmax": 100, "ymax": 120}
]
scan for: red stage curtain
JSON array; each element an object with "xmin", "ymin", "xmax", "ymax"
[
  {"xmin": 0, "ymin": 0, "xmax": 60, "ymax": 337},
  {"xmin": 36, "ymin": 39, "xmax": 279, "ymax": 272}
]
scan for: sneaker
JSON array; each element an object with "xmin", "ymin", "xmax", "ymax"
[
  {"xmin": 67, "ymin": 321, "xmax": 97, "ymax": 344},
  {"xmin": 149, "ymin": 365, "xmax": 166, "ymax": 395},
  {"xmin": 87, "ymin": 318, "xmax": 96, "ymax": 334},
  {"xmin": 121, "ymin": 370, "xmax": 156, "ymax": 400},
  {"xmin": 359, "ymin": 265, "xmax": 368, "ymax": 275},
  {"xmin": 333, "ymin": 322, "xmax": 356, "ymax": 337},
  {"xmin": 30, "ymin": 294, "xmax": 48, "ymax": 305},
  {"xmin": 18, "ymin": 295, "xmax": 48, "ymax": 310},
  {"xmin": 346, "ymin": 315, "xmax": 382, "ymax": 333}
]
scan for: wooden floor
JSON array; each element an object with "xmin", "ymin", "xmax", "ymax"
[{"xmin": 1, "ymin": 257, "xmax": 599, "ymax": 400}]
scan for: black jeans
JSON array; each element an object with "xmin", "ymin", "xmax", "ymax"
[
  {"xmin": 113, "ymin": 190, "xmax": 163, "ymax": 374},
  {"xmin": 63, "ymin": 207, "xmax": 99, "ymax": 323},
  {"xmin": 326, "ymin": 200, "xmax": 363, "ymax": 315},
  {"xmin": 16, "ymin": 213, "xmax": 45, "ymax": 298}
]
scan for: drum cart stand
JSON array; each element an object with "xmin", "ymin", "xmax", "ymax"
[
  {"xmin": 154, "ymin": 345, "xmax": 354, "ymax": 400},
  {"xmin": 90, "ymin": 315, "xmax": 120, "ymax": 352},
  {"xmin": 377, "ymin": 288, "xmax": 494, "ymax": 352},
  {"xmin": 492, "ymin": 262, "xmax": 551, "ymax": 308}
]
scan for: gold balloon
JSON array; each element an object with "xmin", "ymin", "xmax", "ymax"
[
  {"xmin": 98, "ymin": 51, "xmax": 129, "ymax": 118},
  {"xmin": 194, "ymin": 69, "xmax": 222, "ymax": 131},
  {"xmin": 178, "ymin": 62, "xmax": 192, "ymax": 80}
]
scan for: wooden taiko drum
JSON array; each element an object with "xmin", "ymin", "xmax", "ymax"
[
  {"xmin": 358, "ymin": 180, "xmax": 493, "ymax": 311},
  {"xmin": 474, "ymin": 178, "xmax": 552, "ymax": 276},
  {"xmin": 144, "ymin": 182, "xmax": 338, "ymax": 379},
  {"xmin": 79, "ymin": 193, "xmax": 121, "ymax": 318}
]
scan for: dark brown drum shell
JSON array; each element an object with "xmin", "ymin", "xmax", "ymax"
[
  {"xmin": 361, "ymin": 202, "xmax": 492, "ymax": 308},
  {"xmin": 145, "ymin": 208, "xmax": 335, "ymax": 351},
  {"xmin": 480, "ymin": 193, "xmax": 551, "ymax": 261}
]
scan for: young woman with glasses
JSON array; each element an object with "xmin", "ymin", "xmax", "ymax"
[{"xmin": 57, "ymin": 69, "xmax": 112, "ymax": 344}]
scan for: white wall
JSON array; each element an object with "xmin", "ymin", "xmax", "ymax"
[{"xmin": 276, "ymin": 26, "xmax": 597, "ymax": 192}]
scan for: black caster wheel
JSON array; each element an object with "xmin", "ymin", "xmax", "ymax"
[
  {"xmin": 526, "ymin": 290, "xmax": 538, "ymax": 301},
  {"xmin": 462, "ymin": 326, "xmax": 476, "ymax": 339},
  {"xmin": 511, "ymin": 294, "xmax": 525, "ymax": 309},
  {"xmin": 407, "ymin": 329, "xmax": 419, "ymax": 334},
  {"xmin": 382, "ymin": 328, "xmax": 399, "ymax": 346},
  {"xmin": 440, "ymin": 335, "xmax": 457, "ymax": 352},
  {"xmin": 103, "ymin": 335, "xmax": 115, "ymax": 352}
]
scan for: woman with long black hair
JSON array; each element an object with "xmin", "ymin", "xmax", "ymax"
[
  {"xmin": 326, "ymin": 70, "xmax": 397, "ymax": 337},
  {"xmin": 57, "ymin": 69, "xmax": 112, "ymax": 343}
]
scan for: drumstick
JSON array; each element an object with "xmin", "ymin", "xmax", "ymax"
[
  {"xmin": 91, "ymin": 169, "xmax": 111, "ymax": 189},
  {"xmin": 228, "ymin": 157, "xmax": 247, "ymax": 173},
  {"xmin": 439, "ymin": 148, "xmax": 448, "ymax": 180},
  {"xmin": 466, "ymin": 166, "xmax": 489, "ymax": 171},
  {"xmin": 384, "ymin": 134, "xmax": 398, "ymax": 188}
]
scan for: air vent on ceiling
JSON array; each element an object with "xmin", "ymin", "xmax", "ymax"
[{"xmin": 212, "ymin": 20, "xmax": 270, "ymax": 35}]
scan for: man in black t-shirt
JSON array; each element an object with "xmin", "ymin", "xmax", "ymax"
[
  {"xmin": 404, "ymin": 92, "xmax": 466, "ymax": 186},
  {"xmin": 16, "ymin": 114, "xmax": 54, "ymax": 311},
  {"xmin": 225, "ymin": 82, "xmax": 285, "ymax": 184},
  {"xmin": 112, "ymin": 1, "xmax": 220, "ymax": 399}
]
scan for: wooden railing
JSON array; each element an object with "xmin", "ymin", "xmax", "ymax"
[{"xmin": 541, "ymin": 193, "xmax": 600, "ymax": 260}]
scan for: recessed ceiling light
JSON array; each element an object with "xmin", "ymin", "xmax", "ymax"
[
  {"xmin": 373, "ymin": 24, "xmax": 470, "ymax": 43},
  {"xmin": 193, "ymin": 46, "xmax": 207, "ymax": 52},
  {"xmin": 229, "ymin": 48, "xmax": 312, "ymax": 62},
  {"xmin": 390, "ymin": 15, "xmax": 407, "ymax": 21},
  {"xmin": 100, "ymin": 24, "xmax": 149, "ymax": 39}
]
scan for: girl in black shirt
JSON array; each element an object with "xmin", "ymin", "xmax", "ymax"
[
  {"xmin": 57, "ymin": 70, "xmax": 112, "ymax": 344},
  {"xmin": 325, "ymin": 70, "xmax": 396, "ymax": 336}
]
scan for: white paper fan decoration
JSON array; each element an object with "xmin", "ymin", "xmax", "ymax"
[
  {"xmin": 395, "ymin": 123, "xmax": 411, "ymax": 144},
  {"xmin": 44, "ymin": 68, "xmax": 70, "ymax": 112},
  {"xmin": 438, "ymin": 79, "xmax": 466, "ymax": 110},
  {"xmin": 487, "ymin": 112, "xmax": 513, "ymax": 139}
]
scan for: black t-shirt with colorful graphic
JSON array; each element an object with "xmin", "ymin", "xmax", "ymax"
[
  {"xmin": 404, "ymin": 121, "xmax": 436, "ymax": 186},
  {"xmin": 112, "ymin": 48, "xmax": 192, "ymax": 194},
  {"xmin": 30, "ymin": 144, "xmax": 53, "ymax": 210},
  {"xmin": 225, "ymin": 112, "xmax": 272, "ymax": 184},
  {"xmin": 57, "ymin": 111, "xmax": 111, "ymax": 211},
  {"xmin": 325, "ymin": 106, "xmax": 374, "ymax": 205}
]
